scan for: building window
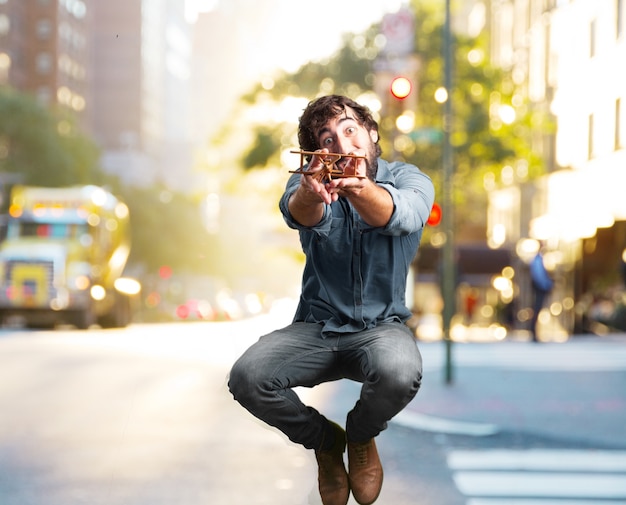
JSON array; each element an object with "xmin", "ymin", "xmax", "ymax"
[
  {"xmin": 617, "ymin": 98, "xmax": 623, "ymax": 150},
  {"xmin": 36, "ymin": 19, "xmax": 53, "ymax": 40},
  {"xmin": 37, "ymin": 86, "xmax": 52, "ymax": 106},
  {"xmin": 590, "ymin": 19, "xmax": 596, "ymax": 58},
  {"xmin": 544, "ymin": 0, "xmax": 557, "ymax": 11},
  {"xmin": 35, "ymin": 52, "xmax": 52, "ymax": 74},
  {"xmin": 0, "ymin": 14, "xmax": 9, "ymax": 36},
  {"xmin": 588, "ymin": 113, "xmax": 595, "ymax": 159},
  {"xmin": 0, "ymin": 52, "xmax": 10, "ymax": 84},
  {"xmin": 61, "ymin": 0, "xmax": 87, "ymax": 19}
]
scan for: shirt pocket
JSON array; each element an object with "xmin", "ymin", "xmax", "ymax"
[{"xmin": 315, "ymin": 216, "xmax": 354, "ymax": 255}]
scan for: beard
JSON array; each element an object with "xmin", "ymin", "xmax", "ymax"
[{"xmin": 365, "ymin": 142, "xmax": 379, "ymax": 180}]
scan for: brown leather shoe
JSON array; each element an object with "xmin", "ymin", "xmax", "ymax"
[
  {"xmin": 314, "ymin": 422, "xmax": 349, "ymax": 505},
  {"xmin": 347, "ymin": 438, "xmax": 383, "ymax": 505}
]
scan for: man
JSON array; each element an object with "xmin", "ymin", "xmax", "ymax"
[
  {"xmin": 228, "ymin": 95, "xmax": 434, "ymax": 505},
  {"xmin": 529, "ymin": 246, "xmax": 553, "ymax": 342},
  {"xmin": 621, "ymin": 248, "xmax": 626, "ymax": 288}
]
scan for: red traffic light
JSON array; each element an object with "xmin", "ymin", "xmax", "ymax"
[
  {"xmin": 158, "ymin": 265, "xmax": 172, "ymax": 279},
  {"xmin": 390, "ymin": 76, "xmax": 412, "ymax": 99},
  {"xmin": 427, "ymin": 202, "xmax": 442, "ymax": 226}
]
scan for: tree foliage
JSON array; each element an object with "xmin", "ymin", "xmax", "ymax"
[
  {"xmin": 0, "ymin": 87, "xmax": 102, "ymax": 187},
  {"xmin": 112, "ymin": 184, "xmax": 216, "ymax": 276},
  {"xmin": 241, "ymin": 126, "xmax": 283, "ymax": 169},
  {"xmin": 0, "ymin": 87, "xmax": 215, "ymax": 278},
  {"xmin": 225, "ymin": 0, "xmax": 552, "ymax": 237}
]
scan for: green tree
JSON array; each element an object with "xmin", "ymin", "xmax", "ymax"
[
  {"xmin": 0, "ymin": 87, "xmax": 216, "ymax": 281},
  {"xmin": 0, "ymin": 87, "xmax": 102, "ymax": 186},
  {"xmin": 221, "ymin": 0, "xmax": 551, "ymax": 238},
  {"xmin": 111, "ymin": 183, "xmax": 216, "ymax": 277},
  {"xmin": 241, "ymin": 126, "xmax": 283, "ymax": 170},
  {"xmin": 402, "ymin": 1, "xmax": 549, "ymax": 232}
]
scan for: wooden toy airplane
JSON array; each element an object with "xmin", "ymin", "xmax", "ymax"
[{"xmin": 289, "ymin": 150, "xmax": 366, "ymax": 183}]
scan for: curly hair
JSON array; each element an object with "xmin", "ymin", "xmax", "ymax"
[{"xmin": 297, "ymin": 95, "xmax": 382, "ymax": 159}]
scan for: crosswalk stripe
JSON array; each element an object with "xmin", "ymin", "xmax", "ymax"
[
  {"xmin": 448, "ymin": 449, "xmax": 626, "ymax": 503},
  {"xmin": 467, "ymin": 500, "xmax": 619, "ymax": 505},
  {"xmin": 453, "ymin": 472, "xmax": 626, "ymax": 498},
  {"xmin": 448, "ymin": 449, "xmax": 626, "ymax": 472},
  {"xmin": 421, "ymin": 345, "xmax": 626, "ymax": 371},
  {"xmin": 392, "ymin": 410, "xmax": 499, "ymax": 436}
]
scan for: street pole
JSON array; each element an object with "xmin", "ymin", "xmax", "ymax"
[{"xmin": 442, "ymin": 0, "xmax": 455, "ymax": 384}]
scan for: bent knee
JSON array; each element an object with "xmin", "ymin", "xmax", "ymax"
[
  {"xmin": 228, "ymin": 358, "xmax": 255, "ymax": 401},
  {"xmin": 395, "ymin": 368, "xmax": 422, "ymax": 395},
  {"xmin": 378, "ymin": 360, "xmax": 422, "ymax": 397},
  {"xmin": 228, "ymin": 357, "xmax": 277, "ymax": 404}
]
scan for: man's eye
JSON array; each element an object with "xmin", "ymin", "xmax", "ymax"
[
  {"xmin": 346, "ymin": 127, "xmax": 356, "ymax": 135},
  {"xmin": 322, "ymin": 137, "xmax": 333, "ymax": 146}
]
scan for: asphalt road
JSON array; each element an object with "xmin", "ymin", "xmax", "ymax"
[{"xmin": 0, "ymin": 316, "xmax": 625, "ymax": 505}]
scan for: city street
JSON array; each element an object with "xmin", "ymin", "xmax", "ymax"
[
  {"xmin": 0, "ymin": 312, "xmax": 625, "ymax": 505},
  {"xmin": 2, "ymin": 3, "xmax": 625, "ymax": 505}
]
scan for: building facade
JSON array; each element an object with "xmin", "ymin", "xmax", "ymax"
[
  {"xmin": 488, "ymin": 0, "xmax": 626, "ymax": 335},
  {"xmin": 92, "ymin": 0, "xmax": 194, "ymax": 190},
  {"xmin": 0, "ymin": 0, "xmax": 92, "ymax": 127},
  {"xmin": 0, "ymin": 0, "xmax": 195, "ymax": 191}
]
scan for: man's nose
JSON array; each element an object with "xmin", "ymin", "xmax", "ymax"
[{"xmin": 335, "ymin": 135, "xmax": 353, "ymax": 154}]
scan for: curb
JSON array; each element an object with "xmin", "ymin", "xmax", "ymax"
[{"xmin": 392, "ymin": 410, "xmax": 500, "ymax": 437}]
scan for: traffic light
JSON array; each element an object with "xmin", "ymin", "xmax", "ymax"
[
  {"xmin": 158, "ymin": 265, "xmax": 172, "ymax": 279},
  {"xmin": 390, "ymin": 76, "xmax": 412, "ymax": 100},
  {"xmin": 427, "ymin": 202, "xmax": 442, "ymax": 226}
]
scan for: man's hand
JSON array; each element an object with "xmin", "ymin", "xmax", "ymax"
[
  {"xmin": 298, "ymin": 150, "xmax": 338, "ymax": 205},
  {"xmin": 288, "ymin": 149, "xmax": 392, "ymax": 228},
  {"xmin": 326, "ymin": 150, "xmax": 369, "ymax": 199},
  {"xmin": 330, "ymin": 150, "xmax": 394, "ymax": 227},
  {"xmin": 287, "ymin": 150, "xmax": 333, "ymax": 227}
]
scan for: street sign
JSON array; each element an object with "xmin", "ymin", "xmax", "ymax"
[
  {"xmin": 409, "ymin": 127, "xmax": 443, "ymax": 144},
  {"xmin": 381, "ymin": 7, "xmax": 415, "ymax": 56}
]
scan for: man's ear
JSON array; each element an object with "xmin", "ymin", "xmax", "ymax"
[{"xmin": 370, "ymin": 129, "xmax": 379, "ymax": 143}]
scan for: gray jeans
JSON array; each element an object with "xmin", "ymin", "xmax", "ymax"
[{"xmin": 228, "ymin": 321, "xmax": 422, "ymax": 450}]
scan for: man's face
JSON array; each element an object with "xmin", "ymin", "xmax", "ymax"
[{"xmin": 314, "ymin": 107, "xmax": 379, "ymax": 178}]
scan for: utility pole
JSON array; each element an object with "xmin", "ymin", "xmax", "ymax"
[{"xmin": 442, "ymin": 0, "xmax": 455, "ymax": 385}]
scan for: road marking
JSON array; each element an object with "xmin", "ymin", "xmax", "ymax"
[
  {"xmin": 391, "ymin": 410, "xmax": 499, "ymax": 436},
  {"xmin": 448, "ymin": 449, "xmax": 626, "ymax": 472},
  {"xmin": 453, "ymin": 472, "xmax": 626, "ymax": 498},
  {"xmin": 420, "ymin": 342, "xmax": 626, "ymax": 372},
  {"xmin": 448, "ymin": 449, "xmax": 626, "ymax": 503},
  {"xmin": 467, "ymin": 500, "xmax": 620, "ymax": 505}
]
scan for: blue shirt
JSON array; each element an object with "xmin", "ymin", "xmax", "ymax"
[
  {"xmin": 530, "ymin": 253, "xmax": 553, "ymax": 292},
  {"xmin": 279, "ymin": 158, "xmax": 435, "ymax": 336}
]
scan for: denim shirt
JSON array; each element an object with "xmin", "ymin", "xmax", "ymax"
[
  {"xmin": 530, "ymin": 253, "xmax": 554, "ymax": 292},
  {"xmin": 279, "ymin": 158, "xmax": 435, "ymax": 336}
]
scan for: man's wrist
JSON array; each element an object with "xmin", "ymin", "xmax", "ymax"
[
  {"xmin": 288, "ymin": 185, "xmax": 325, "ymax": 227},
  {"xmin": 341, "ymin": 177, "xmax": 376, "ymax": 199},
  {"xmin": 293, "ymin": 184, "xmax": 324, "ymax": 207}
]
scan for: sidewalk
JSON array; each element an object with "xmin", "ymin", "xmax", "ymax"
[
  {"xmin": 395, "ymin": 335, "xmax": 626, "ymax": 447},
  {"xmin": 244, "ymin": 306, "xmax": 626, "ymax": 447}
]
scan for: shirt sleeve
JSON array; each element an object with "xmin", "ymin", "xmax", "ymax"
[
  {"xmin": 378, "ymin": 162, "xmax": 435, "ymax": 236},
  {"xmin": 278, "ymin": 173, "xmax": 333, "ymax": 236}
]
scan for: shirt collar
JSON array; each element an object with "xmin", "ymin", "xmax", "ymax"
[{"xmin": 374, "ymin": 158, "xmax": 396, "ymax": 186}]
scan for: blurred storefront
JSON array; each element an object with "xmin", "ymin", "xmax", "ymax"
[
  {"xmin": 480, "ymin": 0, "xmax": 626, "ymax": 338},
  {"xmin": 412, "ymin": 168, "xmax": 626, "ymax": 341},
  {"xmin": 411, "ymin": 244, "xmax": 517, "ymax": 342},
  {"xmin": 487, "ymin": 163, "xmax": 626, "ymax": 337}
]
